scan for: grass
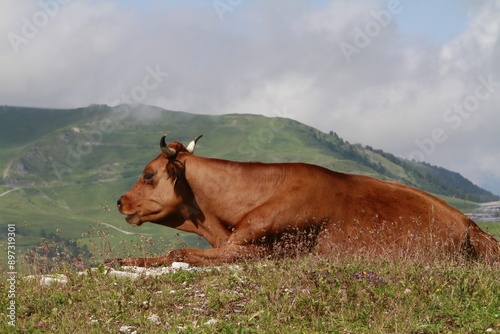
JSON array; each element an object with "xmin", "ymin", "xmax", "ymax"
[
  {"xmin": 479, "ymin": 222, "xmax": 500, "ymax": 239},
  {"xmin": 1, "ymin": 226, "xmax": 499, "ymax": 334}
]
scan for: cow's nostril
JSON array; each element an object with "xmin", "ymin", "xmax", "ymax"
[{"xmin": 117, "ymin": 198, "xmax": 122, "ymax": 207}]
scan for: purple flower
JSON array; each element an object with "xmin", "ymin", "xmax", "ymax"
[{"xmin": 352, "ymin": 270, "xmax": 387, "ymax": 285}]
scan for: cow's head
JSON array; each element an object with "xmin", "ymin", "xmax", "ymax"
[{"xmin": 117, "ymin": 135, "xmax": 203, "ymax": 226}]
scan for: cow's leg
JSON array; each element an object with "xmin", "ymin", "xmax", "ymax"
[
  {"xmin": 227, "ymin": 208, "xmax": 285, "ymax": 245},
  {"xmin": 110, "ymin": 243, "xmax": 268, "ymax": 267}
]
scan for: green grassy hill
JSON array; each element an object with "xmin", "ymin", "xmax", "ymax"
[{"xmin": 0, "ymin": 104, "xmax": 498, "ymax": 261}]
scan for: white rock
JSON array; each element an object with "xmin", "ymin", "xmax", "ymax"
[
  {"xmin": 148, "ymin": 314, "xmax": 161, "ymax": 325},
  {"xmin": 172, "ymin": 262, "xmax": 190, "ymax": 270},
  {"xmin": 119, "ymin": 325, "xmax": 135, "ymax": 333},
  {"xmin": 204, "ymin": 318, "xmax": 218, "ymax": 326},
  {"xmin": 109, "ymin": 270, "xmax": 140, "ymax": 280},
  {"xmin": 24, "ymin": 274, "xmax": 68, "ymax": 285},
  {"xmin": 40, "ymin": 274, "xmax": 68, "ymax": 285}
]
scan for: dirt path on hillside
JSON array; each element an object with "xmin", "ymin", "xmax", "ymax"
[
  {"xmin": 0, "ymin": 187, "xmax": 21, "ymax": 198},
  {"xmin": 99, "ymin": 222, "xmax": 151, "ymax": 236}
]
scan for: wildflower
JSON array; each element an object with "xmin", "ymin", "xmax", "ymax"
[{"xmin": 352, "ymin": 270, "xmax": 388, "ymax": 285}]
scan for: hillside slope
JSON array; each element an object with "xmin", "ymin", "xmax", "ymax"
[
  {"xmin": 0, "ymin": 104, "xmax": 498, "ymax": 255},
  {"xmin": 2, "ymin": 104, "xmax": 496, "ymax": 200}
]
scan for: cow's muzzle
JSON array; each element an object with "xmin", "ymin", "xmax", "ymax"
[{"xmin": 117, "ymin": 196, "xmax": 143, "ymax": 226}]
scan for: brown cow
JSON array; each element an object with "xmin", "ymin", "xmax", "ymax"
[{"xmin": 114, "ymin": 135, "xmax": 499, "ymax": 266}]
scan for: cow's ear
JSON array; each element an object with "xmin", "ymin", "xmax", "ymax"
[
  {"xmin": 166, "ymin": 162, "xmax": 176, "ymax": 180},
  {"xmin": 166, "ymin": 160, "xmax": 184, "ymax": 186}
]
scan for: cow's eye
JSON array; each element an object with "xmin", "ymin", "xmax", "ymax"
[{"xmin": 143, "ymin": 173, "xmax": 155, "ymax": 181}]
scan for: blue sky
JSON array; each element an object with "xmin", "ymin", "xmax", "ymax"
[
  {"xmin": 395, "ymin": 0, "xmax": 469, "ymax": 44},
  {"xmin": 103, "ymin": 0, "xmax": 470, "ymax": 44},
  {"xmin": 1, "ymin": 0, "xmax": 499, "ymax": 195}
]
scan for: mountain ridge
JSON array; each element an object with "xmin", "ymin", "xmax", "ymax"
[{"xmin": 1, "ymin": 104, "xmax": 498, "ymax": 202}]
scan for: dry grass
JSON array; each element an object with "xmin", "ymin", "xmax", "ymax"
[{"xmin": 1, "ymin": 227, "xmax": 500, "ymax": 333}]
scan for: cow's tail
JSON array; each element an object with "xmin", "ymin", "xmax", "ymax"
[{"xmin": 465, "ymin": 220, "xmax": 500, "ymax": 263}]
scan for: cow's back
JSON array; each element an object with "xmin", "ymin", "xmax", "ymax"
[{"xmin": 286, "ymin": 166, "xmax": 498, "ymax": 259}]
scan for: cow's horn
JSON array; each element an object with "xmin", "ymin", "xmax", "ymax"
[
  {"xmin": 186, "ymin": 134, "xmax": 203, "ymax": 153},
  {"xmin": 159, "ymin": 135, "xmax": 176, "ymax": 157}
]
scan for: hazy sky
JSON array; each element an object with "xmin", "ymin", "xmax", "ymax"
[{"xmin": 1, "ymin": 0, "xmax": 499, "ymax": 195}]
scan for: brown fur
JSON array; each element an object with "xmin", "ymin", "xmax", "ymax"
[{"xmin": 114, "ymin": 138, "xmax": 500, "ymax": 267}]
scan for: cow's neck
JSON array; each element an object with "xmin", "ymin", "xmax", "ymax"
[{"xmin": 182, "ymin": 155, "xmax": 278, "ymax": 228}]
